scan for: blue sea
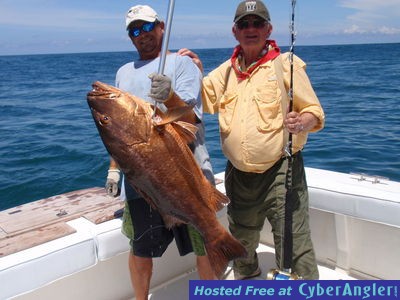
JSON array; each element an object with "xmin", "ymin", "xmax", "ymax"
[{"xmin": 0, "ymin": 43, "xmax": 399, "ymax": 211}]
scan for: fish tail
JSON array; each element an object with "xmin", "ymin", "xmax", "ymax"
[{"xmin": 205, "ymin": 231, "xmax": 247, "ymax": 279}]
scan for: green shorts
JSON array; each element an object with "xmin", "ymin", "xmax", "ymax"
[{"xmin": 122, "ymin": 195, "xmax": 206, "ymax": 257}]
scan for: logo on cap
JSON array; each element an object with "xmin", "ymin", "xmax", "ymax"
[
  {"xmin": 245, "ymin": 1, "xmax": 257, "ymax": 12},
  {"xmin": 131, "ymin": 7, "xmax": 140, "ymax": 15}
]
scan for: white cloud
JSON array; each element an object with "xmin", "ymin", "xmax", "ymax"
[
  {"xmin": 340, "ymin": 0, "xmax": 400, "ymax": 10},
  {"xmin": 344, "ymin": 25, "xmax": 366, "ymax": 34},
  {"xmin": 378, "ymin": 26, "xmax": 400, "ymax": 35},
  {"xmin": 344, "ymin": 25, "xmax": 400, "ymax": 35},
  {"xmin": 339, "ymin": 0, "xmax": 400, "ymax": 36},
  {"xmin": 339, "ymin": 0, "xmax": 400, "ymax": 22}
]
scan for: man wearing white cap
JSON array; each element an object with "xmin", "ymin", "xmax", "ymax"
[{"xmin": 105, "ymin": 4, "xmax": 217, "ymax": 299}]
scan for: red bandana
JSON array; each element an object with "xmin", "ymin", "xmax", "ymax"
[{"xmin": 231, "ymin": 40, "xmax": 280, "ymax": 80}]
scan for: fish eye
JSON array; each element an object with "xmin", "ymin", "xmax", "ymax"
[{"xmin": 99, "ymin": 115, "xmax": 111, "ymax": 125}]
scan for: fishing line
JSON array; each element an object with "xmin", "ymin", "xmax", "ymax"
[{"xmin": 132, "ymin": 225, "xmax": 166, "ymax": 242}]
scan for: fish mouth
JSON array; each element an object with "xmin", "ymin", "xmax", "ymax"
[
  {"xmin": 87, "ymin": 81, "xmax": 121, "ymax": 101},
  {"xmin": 87, "ymin": 82, "xmax": 120, "ymax": 127}
]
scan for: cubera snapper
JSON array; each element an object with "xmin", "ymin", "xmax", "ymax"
[{"xmin": 87, "ymin": 81, "xmax": 246, "ymax": 278}]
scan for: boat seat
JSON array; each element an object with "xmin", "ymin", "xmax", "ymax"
[
  {"xmin": 215, "ymin": 168, "xmax": 400, "ymax": 280},
  {"xmin": 305, "ymin": 167, "xmax": 400, "ymax": 227},
  {"xmin": 93, "ymin": 218, "xmax": 130, "ymax": 261},
  {"xmin": 0, "ymin": 187, "xmax": 126, "ymax": 299},
  {"xmin": 0, "ymin": 218, "xmax": 96, "ymax": 299}
]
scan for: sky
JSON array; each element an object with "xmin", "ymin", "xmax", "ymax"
[{"xmin": 0, "ymin": 0, "xmax": 400, "ymax": 56}]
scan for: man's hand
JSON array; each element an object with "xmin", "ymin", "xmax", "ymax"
[
  {"xmin": 178, "ymin": 48, "xmax": 203, "ymax": 73},
  {"xmin": 284, "ymin": 111, "xmax": 318, "ymax": 134},
  {"xmin": 284, "ymin": 111, "xmax": 303, "ymax": 134},
  {"xmin": 105, "ymin": 169, "xmax": 120, "ymax": 197},
  {"xmin": 148, "ymin": 73, "xmax": 173, "ymax": 102}
]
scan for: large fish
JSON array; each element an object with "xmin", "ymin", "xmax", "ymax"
[{"xmin": 87, "ymin": 81, "xmax": 246, "ymax": 278}]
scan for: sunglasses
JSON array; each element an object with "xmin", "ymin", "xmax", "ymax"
[
  {"xmin": 129, "ymin": 22, "xmax": 157, "ymax": 37},
  {"xmin": 236, "ymin": 19, "xmax": 267, "ymax": 30}
]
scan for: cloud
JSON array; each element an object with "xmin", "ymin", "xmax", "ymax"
[
  {"xmin": 339, "ymin": 0, "xmax": 400, "ymax": 23},
  {"xmin": 379, "ymin": 26, "xmax": 400, "ymax": 34},
  {"xmin": 340, "ymin": 0, "xmax": 400, "ymax": 11},
  {"xmin": 339, "ymin": 0, "xmax": 400, "ymax": 36},
  {"xmin": 344, "ymin": 25, "xmax": 400, "ymax": 35}
]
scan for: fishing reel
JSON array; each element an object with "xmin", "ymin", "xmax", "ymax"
[{"xmin": 267, "ymin": 268, "xmax": 302, "ymax": 280}]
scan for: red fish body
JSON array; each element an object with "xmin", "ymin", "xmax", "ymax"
[{"xmin": 87, "ymin": 81, "xmax": 246, "ymax": 278}]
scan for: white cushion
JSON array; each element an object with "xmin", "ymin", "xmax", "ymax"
[
  {"xmin": 94, "ymin": 218, "xmax": 130, "ymax": 261},
  {"xmin": 0, "ymin": 218, "xmax": 96, "ymax": 299},
  {"xmin": 306, "ymin": 167, "xmax": 400, "ymax": 227}
]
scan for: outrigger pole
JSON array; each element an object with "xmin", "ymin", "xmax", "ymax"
[
  {"xmin": 267, "ymin": 0, "xmax": 301, "ymax": 280},
  {"xmin": 153, "ymin": 0, "xmax": 176, "ymax": 118}
]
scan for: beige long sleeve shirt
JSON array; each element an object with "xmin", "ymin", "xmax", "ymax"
[{"xmin": 202, "ymin": 52, "xmax": 325, "ymax": 173}]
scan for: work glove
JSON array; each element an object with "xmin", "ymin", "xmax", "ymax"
[
  {"xmin": 148, "ymin": 73, "xmax": 173, "ymax": 103},
  {"xmin": 105, "ymin": 169, "xmax": 120, "ymax": 197}
]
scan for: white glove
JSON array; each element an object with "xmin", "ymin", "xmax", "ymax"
[
  {"xmin": 148, "ymin": 73, "xmax": 173, "ymax": 102},
  {"xmin": 105, "ymin": 169, "xmax": 120, "ymax": 197}
]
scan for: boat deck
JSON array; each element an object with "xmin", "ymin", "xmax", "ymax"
[
  {"xmin": 0, "ymin": 187, "xmax": 124, "ymax": 257},
  {"xmin": 144, "ymin": 243, "xmax": 358, "ymax": 300}
]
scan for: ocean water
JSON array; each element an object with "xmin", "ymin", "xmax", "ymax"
[{"xmin": 0, "ymin": 43, "xmax": 399, "ymax": 210}]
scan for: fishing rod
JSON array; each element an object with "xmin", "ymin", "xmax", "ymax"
[
  {"xmin": 267, "ymin": 0, "xmax": 301, "ymax": 281},
  {"xmin": 152, "ymin": 0, "xmax": 175, "ymax": 119}
]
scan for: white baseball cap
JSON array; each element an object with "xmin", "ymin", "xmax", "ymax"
[{"xmin": 125, "ymin": 5, "xmax": 159, "ymax": 29}]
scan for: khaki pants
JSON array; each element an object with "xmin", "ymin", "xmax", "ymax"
[{"xmin": 225, "ymin": 152, "xmax": 319, "ymax": 279}]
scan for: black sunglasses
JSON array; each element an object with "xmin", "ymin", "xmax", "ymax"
[
  {"xmin": 129, "ymin": 21, "xmax": 157, "ymax": 37},
  {"xmin": 236, "ymin": 19, "xmax": 267, "ymax": 30}
]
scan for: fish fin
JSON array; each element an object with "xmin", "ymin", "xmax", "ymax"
[
  {"xmin": 205, "ymin": 230, "xmax": 247, "ymax": 279},
  {"xmin": 161, "ymin": 214, "xmax": 184, "ymax": 229},
  {"xmin": 154, "ymin": 106, "xmax": 194, "ymax": 126},
  {"xmin": 137, "ymin": 189, "xmax": 184, "ymax": 229},
  {"xmin": 171, "ymin": 121, "xmax": 198, "ymax": 144},
  {"xmin": 208, "ymin": 188, "xmax": 230, "ymax": 212},
  {"xmin": 135, "ymin": 187, "xmax": 159, "ymax": 211}
]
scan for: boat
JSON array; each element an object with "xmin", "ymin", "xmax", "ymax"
[{"xmin": 1, "ymin": 167, "xmax": 399, "ymax": 299}]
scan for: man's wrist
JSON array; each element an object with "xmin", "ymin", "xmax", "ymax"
[
  {"xmin": 107, "ymin": 169, "xmax": 120, "ymax": 182},
  {"xmin": 164, "ymin": 88, "xmax": 174, "ymax": 103}
]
